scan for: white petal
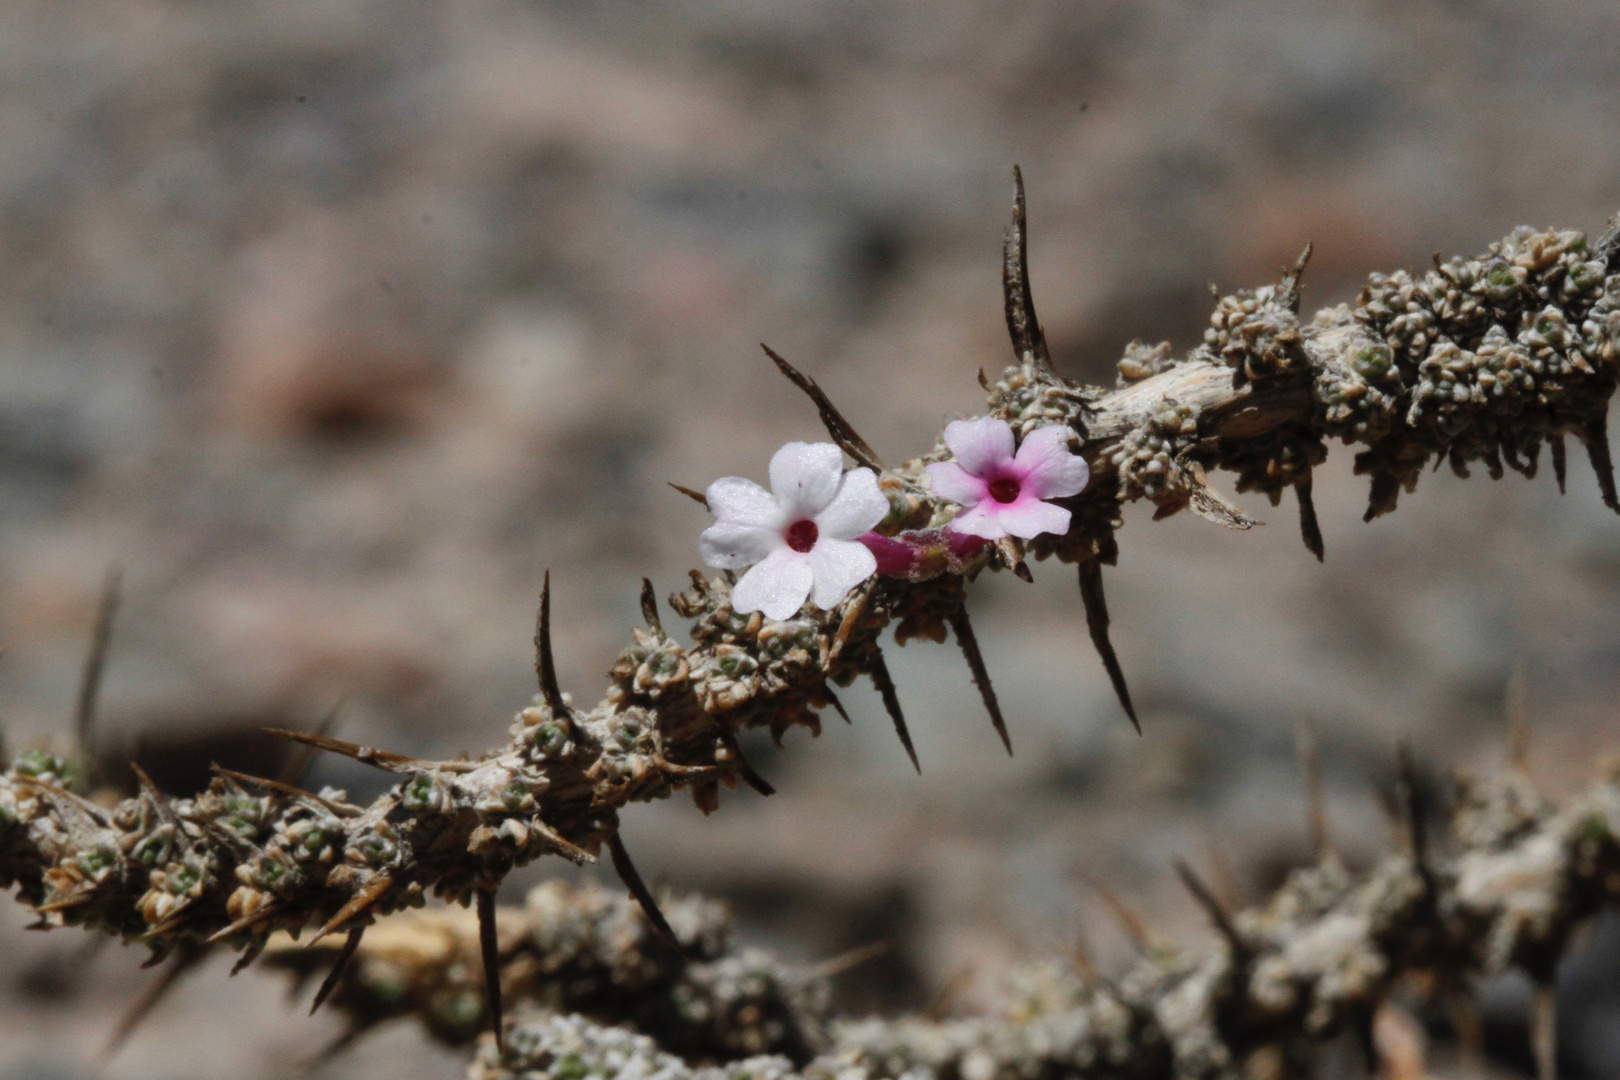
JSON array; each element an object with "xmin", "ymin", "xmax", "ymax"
[
  {"xmin": 994, "ymin": 497, "xmax": 1071, "ymax": 539},
  {"xmin": 924, "ymin": 461, "xmax": 988, "ymax": 507},
  {"xmin": 705, "ymin": 476, "xmax": 784, "ymax": 529},
  {"xmin": 769, "ymin": 442, "xmax": 845, "ymax": 519},
  {"xmin": 700, "ymin": 522, "xmax": 783, "ymax": 569},
  {"xmin": 1015, "ymin": 425, "xmax": 1090, "ymax": 499},
  {"xmin": 730, "ymin": 549, "xmax": 814, "ymax": 621},
  {"xmin": 814, "ymin": 467, "xmax": 890, "ymax": 539},
  {"xmin": 942, "ymin": 417, "xmax": 1015, "ymax": 479},
  {"xmin": 807, "ymin": 538, "xmax": 877, "ymax": 609}
]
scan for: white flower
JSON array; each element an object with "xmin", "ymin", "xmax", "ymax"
[{"xmin": 700, "ymin": 442, "xmax": 890, "ymax": 621}]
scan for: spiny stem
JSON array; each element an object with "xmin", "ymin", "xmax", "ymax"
[
  {"xmin": 278, "ymin": 696, "xmax": 345, "ymax": 787},
  {"xmin": 536, "ymin": 570, "xmax": 571, "ymax": 718},
  {"xmin": 478, "ymin": 887, "xmax": 504, "ymax": 1052},
  {"xmin": 310, "ymin": 924, "xmax": 365, "ymax": 1016},
  {"xmin": 1003, "ymin": 164, "xmax": 1052, "ymax": 370},
  {"xmin": 1078, "ymin": 561, "xmax": 1139, "ymax": 734},
  {"xmin": 868, "ymin": 648, "xmax": 919, "ymax": 774},
  {"xmin": 948, "ymin": 606, "xmax": 1011, "ymax": 755},
  {"xmin": 761, "ymin": 343, "xmax": 883, "ymax": 472},
  {"xmin": 102, "ymin": 939, "xmax": 203, "ymax": 1060},
  {"xmin": 1173, "ymin": 858, "xmax": 1248, "ymax": 961},
  {"xmin": 1295, "ymin": 719, "xmax": 1333, "ymax": 861},
  {"xmin": 607, "ymin": 831, "xmax": 682, "ymax": 953},
  {"xmin": 1295, "ymin": 475, "xmax": 1325, "ymax": 562},
  {"xmin": 74, "ymin": 564, "xmax": 121, "ymax": 780},
  {"xmin": 640, "ymin": 578, "xmax": 664, "ymax": 635}
]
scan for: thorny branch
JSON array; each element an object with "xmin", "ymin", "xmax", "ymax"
[
  {"xmin": 4, "ymin": 172, "xmax": 1620, "ymax": 1058},
  {"xmin": 449, "ymin": 760, "xmax": 1620, "ymax": 1080}
]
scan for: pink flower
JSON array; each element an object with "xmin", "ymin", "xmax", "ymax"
[
  {"xmin": 925, "ymin": 417, "xmax": 1089, "ymax": 540},
  {"xmin": 700, "ymin": 442, "xmax": 891, "ymax": 621}
]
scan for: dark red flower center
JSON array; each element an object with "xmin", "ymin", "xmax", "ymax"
[
  {"xmin": 988, "ymin": 477, "xmax": 1022, "ymax": 504},
  {"xmin": 785, "ymin": 518, "xmax": 819, "ymax": 552}
]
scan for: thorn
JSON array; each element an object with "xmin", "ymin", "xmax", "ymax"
[
  {"xmin": 1530, "ymin": 982, "xmax": 1558, "ymax": 1080},
  {"xmin": 1281, "ymin": 241, "xmax": 1313, "ymax": 313},
  {"xmin": 719, "ymin": 731, "xmax": 775, "ymax": 796},
  {"xmin": 205, "ymin": 900, "xmax": 283, "ymax": 944},
  {"xmin": 607, "ymin": 830, "xmax": 686, "ymax": 954},
  {"xmin": 129, "ymin": 761, "xmax": 182, "ymax": 828},
  {"xmin": 309, "ymin": 925, "xmax": 365, "ymax": 1016},
  {"xmin": 1295, "ymin": 720, "xmax": 1334, "ymax": 861},
  {"xmin": 265, "ymin": 729, "xmax": 425, "ymax": 774},
  {"xmin": 101, "ymin": 941, "xmax": 204, "ymax": 1061},
  {"xmin": 1395, "ymin": 743, "xmax": 1431, "ymax": 886},
  {"xmin": 477, "ymin": 887, "xmax": 504, "ymax": 1053},
  {"xmin": 868, "ymin": 649, "xmax": 919, "ymax": 773},
  {"xmin": 1003, "ymin": 165, "xmax": 1053, "ymax": 369},
  {"xmin": 669, "ymin": 482, "xmax": 709, "ymax": 508},
  {"xmin": 948, "ymin": 606, "xmax": 1011, "ymax": 755},
  {"xmin": 812, "ymin": 940, "xmax": 889, "ymax": 979},
  {"xmin": 211, "ymin": 765, "xmax": 362, "ymax": 816},
  {"xmin": 1507, "ymin": 660, "xmax": 1531, "ymax": 774},
  {"xmin": 1078, "ymin": 561, "xmax": 1140, "ymax": 734},
  {"xmin": 1091, "ymin": 881, "xmax": 1151, "ymax": 950},
  {"xmin": 640, "ymin": 579, "xmax": 664, "ymax": 635},
  {"xmin": 535, "ymin": 571, "xmax": 572, "ymax": 718},
  {"xmin": 1295, "ymin": 475, "xmax": 1325, "ymax": 561},
  {"xmin": 1202, "ymin": 831, "xmax": 1242, "ymax": 912},
  {"xmin": 996, "ymin": 536, "xmax": 1033, "ymax": 581},
  {"xmin": 1173, "ymin": 858, "xmax": 1248, "ymax": 961},
  {"xmin": 278, "ymin": 696, "xmax": 346, "ymax": 787},
  {"xmin": 761, "ymin": 344, "xmax": 884, "ymax": 471},
  {"xmin": 829, "ymin": 585, "xmax": 873, "ymax": 664},
  {"xmin": 307, "ymin": 875, "xmax": 392, "ymax": 948},
  {"xmin": 1552, "ymin": 434, "xmax": 1568, "ymax": 493},
  {"xmin": 823, "ymin": 685, "xmax": 852, "ymax": 723},
  {"xmin": 528, "ymin": 818, "xmax": 597, "ymax": 865},
  {"xmin": 74, "ymin": 564, "xmax": 122, "ymax": 778},
  {"xmin": 1582, "ymin": 415, "xmax": 1620, "ymax": 512}
]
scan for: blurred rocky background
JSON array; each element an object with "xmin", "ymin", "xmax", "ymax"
[{"xmin": 4, "ymin": 1, "xmax": 1620, "ymax": 1077}]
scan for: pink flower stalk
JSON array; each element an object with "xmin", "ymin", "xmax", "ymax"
[
  {"xmin": 858, "ymin": 528, "xmax": 989, "ymax": 581},
  {"xmin": 925, "ymin": 416, "xmax": 1089, "ymax": 540},
  {"xmin": 700, "ymin": 441, "xmax": 890, "ymax": 621}
]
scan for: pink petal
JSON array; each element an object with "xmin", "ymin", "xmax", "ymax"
[
  {"xmin": 814, "ymin": 467, "xmax": 890, "ymax": 539},
  {"xmin": 992, "ymin": 496, "xmax": 1071, "ymax": 539},
  {"xmin": 769, "ymin": 441, "xmax": 844, "ymax": 519},
  {"xmin": 1014, "ymin": 424, "xmax": 1090, "ymax": 500},
  {"xmin": 730, "ymin": 548, "xmax": 814, "ymax": 621},
  {"xmin": 946, "ymin": 502, "xmax": 1009, "ymax": 540},
  {"xmin": 942, "ymin": 417, "xmax": 1015, "ymax": 479},
  {"xmin": 925, "ymin": 461, "xmax": 989, "ymax": 507},
  {"xmin": 705, "ymin": 476, "xmax": 784, "ymax": 530},
  {"xmin": 700, "ymin": 522, "xmax": 782, "ymax": 570},
  {"xmin": 807, "ymin": 537, "xmax": 877, "ymax": 609}
]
